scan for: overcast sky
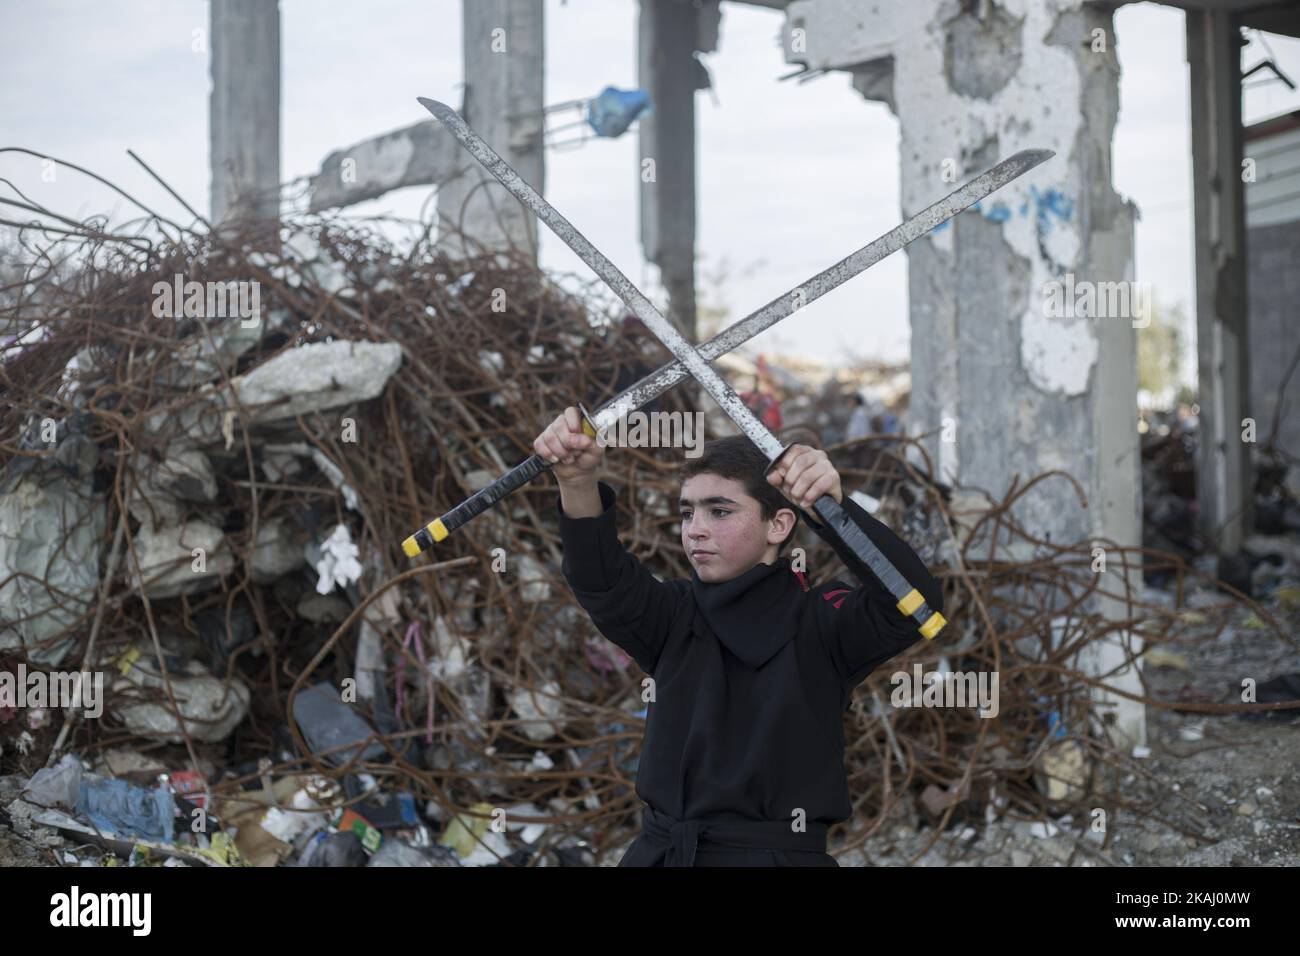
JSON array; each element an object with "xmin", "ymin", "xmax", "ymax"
[{"xmin": 3, "ymin": 0, "xmax": 1298, "ymax": 379}]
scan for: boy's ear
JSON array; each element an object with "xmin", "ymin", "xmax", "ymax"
[{"xmin": 764, "ymin": 502, "xmax": 795, "ymax": 546}]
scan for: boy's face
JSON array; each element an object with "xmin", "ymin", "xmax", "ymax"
[{"xmin": 679, "ymin": 473, "xmax": 793, "ymax": 583}]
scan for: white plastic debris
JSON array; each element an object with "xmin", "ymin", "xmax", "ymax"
[
  {"xmin": 1131, "ymin": 744, "xmax": 1151, "ymax": 759},
  {"xmin": 515, "ymin": 553, "xmax": 552, "ymax": 603},
  {"xmin": 528, "ymin": 750, "xmax": 554, "ymax": 773},
  {"xmin": 283, "ymin": 230, "xmax": 321, "ymax": 263},
  {"xmin": 1178, "ymin": 722, "xmax": 1205, "ymax": 742},
  {"xmin": 22, "ymin": 754, "xmax": 84, "ymax": 810},
  {"xmin": 312, "ymin": 524, "xmax": 362, "ymax": 594},
  {"xmin": 427, "ymin": 616, "xmax": 470, "ymax": 681},
  {"xmin": 259, "ymin": 787, "xmax": 328, "ymax": 844},
  {"xmin": 448, "ymin": 271, "xmax": 476, "ymax": 294},
  {"xmin": 510, "ymin": 680, "xmax": 565, "ymax": 742},
  {"xmin": 1028, "ymin": 820, "xmax": 1059, "ymax": 839},
  {"xmin": 312, "ymin": 261, "xmax": 349, "ymax": 296},
  {"xmin": 477, "ymin": 350, "xmax": 505, "ymax": 375}
]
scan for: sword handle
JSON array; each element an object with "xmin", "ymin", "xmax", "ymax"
[
  {"xmin": 402, "ymin": 417, "xmax": 598, "ymax": 557},
  {"xmin": 809, "ymin": 495, "xmax": 947, "ymax": 640}
]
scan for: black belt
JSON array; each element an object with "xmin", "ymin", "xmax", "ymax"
[{"xmin": 640, "ymin": 804, "xmax": 829, "ymax": 867}]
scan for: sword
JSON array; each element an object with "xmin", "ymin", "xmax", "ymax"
[
  {"xmin": 410, "ymin": 101, "xmax": 1049, "ymax": 640},
  {"xmin": 402, "ymin": 110, "xmax": 1050, "ymax": 559}
]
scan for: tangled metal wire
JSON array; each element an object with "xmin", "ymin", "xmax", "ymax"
[{"xmin": 1, "ymin": 159, "xmax": 1294, "ymax": 866}]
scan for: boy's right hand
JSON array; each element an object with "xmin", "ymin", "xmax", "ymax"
[{"xmin": 533, "ymin": 406, "xmax": 604, "ymax": 483}]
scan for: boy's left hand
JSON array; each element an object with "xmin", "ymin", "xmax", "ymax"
[{"xmin": 767, "ymin": 444, "xmax": 842, "ymax": 509}]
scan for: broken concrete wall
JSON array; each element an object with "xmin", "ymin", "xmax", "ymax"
[{"xmin": 784, "ymin": 0, "xmax": 1144, "ymax": 746}]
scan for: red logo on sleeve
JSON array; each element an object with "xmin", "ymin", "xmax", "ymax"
[{"xmin": 822, "ymin": 588, "xmax": 850, "ymax": 610}]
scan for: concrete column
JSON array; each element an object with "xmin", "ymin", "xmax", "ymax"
[
  {"xmin": 209, "ymin": 0, "xmax": 281, "ymax": 236},
  {"xmin": 638, "ymin": 0, "xmax": 720, "ymax": 340},
  {"xmin": 436, "ymin": 0, "xmax": 545, "ymax": 264},
  {"xmin": 1187, "ymin": 10, "xmax": 1253, "ymax": 562},
  {"xmin": 784, "ymin": 0, "xmax": 1144, "ymax": 748}
]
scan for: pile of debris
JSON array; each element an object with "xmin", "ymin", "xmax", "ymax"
[
  {"xmin": 0, "ymin": 208, "xmax": 716, "ymax": 864},
  {"xmin": 1, "ymin": 192, "xmax": 1296, "ymax": 866}
]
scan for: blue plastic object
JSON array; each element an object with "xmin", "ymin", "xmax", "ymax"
[
  {"xmin": 76, "ymin": 777, "xmax": 175, "ymax": 842},
  {"xmin": 586, "ymin": 87, "xmax": 652, "ymax": 138}
]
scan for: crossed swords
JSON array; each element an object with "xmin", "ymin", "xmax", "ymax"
[{"xmin": 405, "ymin": 95, "xmax": 1053, "ymax": 641}]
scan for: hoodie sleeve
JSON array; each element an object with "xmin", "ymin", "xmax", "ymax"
[
  {"xmin": 556, "ymin": 481, "xmax": 686, "ymax": 675},
  {"xmin": 803, "ymin": 494, "xmax": 945, "ymax": 689}
]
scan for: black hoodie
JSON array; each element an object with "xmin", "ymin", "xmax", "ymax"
[{"xmin": 557, "ymin": 481, "xmax": 944, "ymax": 866}]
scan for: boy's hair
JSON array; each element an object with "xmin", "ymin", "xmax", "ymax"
[{"xmin": 679, "ymin": 435, "xmax": 799, "ymax": 553}]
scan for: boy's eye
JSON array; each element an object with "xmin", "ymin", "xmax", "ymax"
[
  {"xmin": 712, "ymin": 509, "xmax": 730, "ymax": 518},
  {"xmin": 680, "ymin": 510, "xmax": 693, "ymax": 520}
]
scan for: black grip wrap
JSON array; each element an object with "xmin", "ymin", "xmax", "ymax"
[
  {"xmin": 811, "ymin": 494, "xmax": 946, "ymax": 642},
  {"xmin": 402, "ymin": 454, "xmax": 552, "ymax": 557}
]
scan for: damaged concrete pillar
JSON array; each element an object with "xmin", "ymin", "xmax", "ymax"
[
  {"xmin": 209, "ymin": 0, "xmax": 282, "ymax": 238},
  {"xmin": 1187, "ymin": 9, "xmax": 1252, "ymax": 561},
  {"xmin": 637, "ymin": 0, "xmax": 720, "ymax": 339},
  {"xmin": 784, "ymin": 0, "xmax": 1145, "ymax": 748},
  {"xmin": 436, "ymin": 0, "xmax": 545, "ymax": 264}
]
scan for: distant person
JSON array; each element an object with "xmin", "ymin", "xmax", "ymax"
[{"xmin": 846, "ymin": 394, "xmax": 872, "ymax": 444}]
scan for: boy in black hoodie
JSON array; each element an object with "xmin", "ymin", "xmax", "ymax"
[{"xmin": 534, "ymin": 406, "xmax": 944, "ymax": 866}]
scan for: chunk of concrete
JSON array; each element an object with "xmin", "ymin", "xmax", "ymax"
[
  {"xmin": 110, "ymin": 644, "xmax": 251, "ymax": 743},
  {"xmin": 0, "ymin": 433, "xmax": 106, "ymax": 666},
  {"xmin": 128, "ymin": 520, "xmax": 234, "ymax": 598},
  {"xmin": 142, "ymin": 340, "xmax": 403, "ymax": 447},
  {"xmin": 233, "ymin": 340, "xmax": 402, "ymax": 424},
  {"xmin": 157, "ymin": 315, "xmax": 265, "ymax": 389},
  {"xmin": 250, "ymin": 517, "xmax": 305, "ymax": 582},
  {"xmin": 127, "ymin": 447, "xmax": 220, "ymax": 530}
]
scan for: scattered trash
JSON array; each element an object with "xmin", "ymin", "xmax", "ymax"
[
  {"xmin": 311, "ymin": 524, "xmax": 363, "ymax": 594},
  {"xmin": 76, "ymin": 775, "xmax": 175, "ymax": 842},
  {"xmin": 292, "ymin": 682, "xmax": 387, "ymax": 767},
  {"xmin": 298, "ymin": 830, "xmax": 367, "ymax": 868},
  {"xmin": 22, "ymin": 754, "xmax": 84, "ymax": 810}
]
